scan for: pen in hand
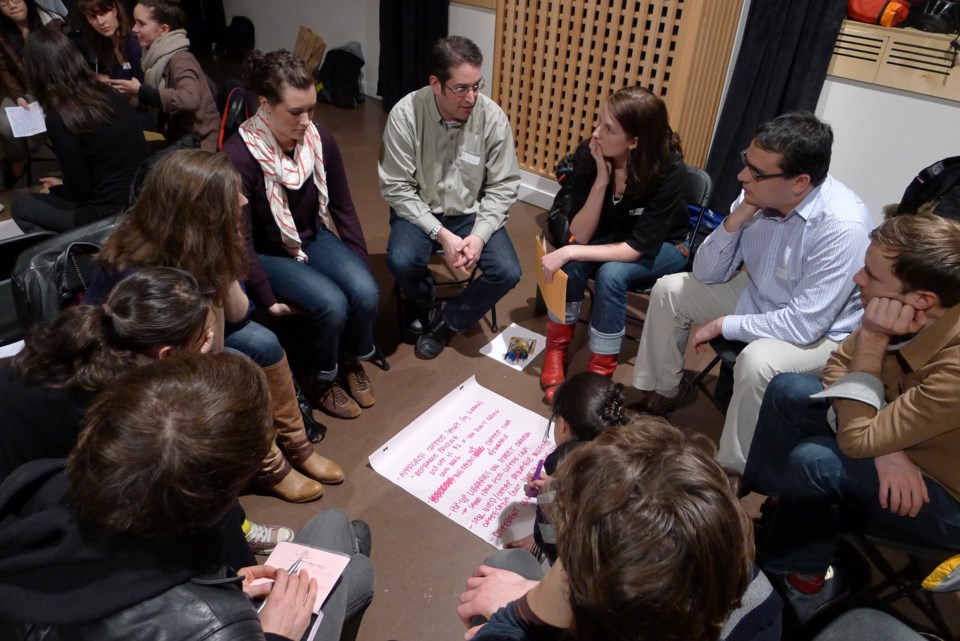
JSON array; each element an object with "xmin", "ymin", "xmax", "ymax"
[{"xmin": 256, "ymin": 557, "xmax": 303, "ymax": 613}]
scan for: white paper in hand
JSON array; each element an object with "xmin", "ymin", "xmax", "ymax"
[{"xmin": 5, "ymin": 102, "xmax": 46, "ymax": 138}]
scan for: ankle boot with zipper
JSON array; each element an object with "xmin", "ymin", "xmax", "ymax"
[
  {"xmin": 586, "ymin": 352, "xmax": 618, "ymax": 378},
  {"xmin": 541, "ymin": 320, "xmax": 575, "ymax": 403},
  {"xmin": 264, "ymin": 354, "xmax": 345, "ymax": 485}
]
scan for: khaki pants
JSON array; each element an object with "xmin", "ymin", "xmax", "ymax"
[{"xmin": 633, "ymin": 272, "xmax": 838, "ymax": 473}]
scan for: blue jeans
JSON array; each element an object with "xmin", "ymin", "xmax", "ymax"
[
  {"xmin": 258, "ymin": 230, "xmax": 379, "ymax": 380},
  {"xmin": 386, "ymin": 211, "xmax": 521, "ymax": 332},
  {"xmin": 223, "ymin": 319, "xmax": 284, "ymax": 367},
  {"xmin": 744, "ymin": 373, "xmax": 960, "ymax": 574},
  {"xmin": 555, "ymin": 242, "xmax": 688, "ymax": 354}
]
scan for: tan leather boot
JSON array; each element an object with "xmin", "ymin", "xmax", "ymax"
[
  {"xmin": 258, "ymin": 443, "xmax": 324, "ymax": 503},
  {"xmin": 264, "ymin": 354, "xmax": 346, "ymax": 484}
]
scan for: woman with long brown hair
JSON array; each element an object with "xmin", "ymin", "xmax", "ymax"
[
  {"xmin": 539, "ymin": 85, "xmax": 690, "ymax": 402},
  {"xmin": 0, "ymin": 266, "xmax": 214, "ymax": 481},
  {"xmin": 10, "ymin": 28, "xmax": 148, "ymax": 233},
  {"xmin": 88, "ymin": 148, "xmax": 343, "ymax": 503},
  {"xmin": 0, "ymin": 0, "xmax": 63, "ymax": 188},
  {"xmin": 76, "ymin": 0, "xmax": 142, "ymax": 82}
]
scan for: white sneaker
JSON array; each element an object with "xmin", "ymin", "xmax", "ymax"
[{"xmin": 245, "ymin": 521, "xmax": 294, "ymax": 555}]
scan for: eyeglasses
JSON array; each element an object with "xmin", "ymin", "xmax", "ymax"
[
  {"xmin": 445, "ymin": 77, "xmax": 485, "ymax": 97},
  {"xmin": 0, "ymin": 0, "xmax": 23, "ymax": 7},
  {"xmin": 740, "ymin": 149, "xmax": 787, "ymax": 181}
]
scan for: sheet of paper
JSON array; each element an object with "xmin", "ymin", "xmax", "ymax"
[
  {"xmin": 256, "ymin": 541, "xmax": 351, "ymax": 614},
  {"xmin": 4, "ymin": 102, "xmax": 45, "ymax": 138},
  {"xmin": 534, "ymin": 234, "xmax": 567, "ymax": 320},
  {"xmin": 0, "ymin": 340, "xmax": 24, "ymax": 359},
  {"xmin": 370, "ymin": 376, "xmax": 555, "ymax": 548},
  {"xmin": 479, "ymin": 323, "xmax": 545, "ymax": 371}
]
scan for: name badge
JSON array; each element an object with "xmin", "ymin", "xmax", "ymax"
[
  {"xmin": 459, "ymin": 150, "xmax": 481, "ymax": 166},
  {"xmin": 775, "ymin": 266, "xmax": 790, "ymax": 280},
  {"xmin": 122, "ymin": 62, "xmax": 132, "ymax": 70},
  {"xmin": 628, "ymin": 207, "xmax": 645, "ymax": 217}
]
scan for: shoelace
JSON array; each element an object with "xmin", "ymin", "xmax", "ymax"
[
  {"xmin": 348, "ymin": 366, "xmax": 371, "ymax": 392},
  {"xmin": 246, "ymin": 521, "xmax": 277, "ymax": 547},
  {"xmin": 329, "ymin": 381, "xmax": 354, "ymax": 407}
]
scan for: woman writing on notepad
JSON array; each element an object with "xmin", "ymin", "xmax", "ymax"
[{"xmin": 0, "ymin": 353, "xmax": 374, "ymax": 641}]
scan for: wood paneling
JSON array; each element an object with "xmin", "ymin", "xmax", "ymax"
[{"xmin": 493, "ymin": 0, "xmax": 743, "ymax": 177}]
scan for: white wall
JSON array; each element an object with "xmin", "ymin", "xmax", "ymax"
[
  {"xmin": 223, "ymin": 0, "xmax": 380, "ymax": 97},
  {"xmin": 449, "ymin": 3, "xmax": 496, "ymax": 97},
  {"xmin": 816, "ymin": 77, "xmax": 960, "ymax": 222}
]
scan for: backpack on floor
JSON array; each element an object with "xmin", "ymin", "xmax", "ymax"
[
  {"xmin": 317, "ymin": 42, "xmax": 365, "ymax": 109},
  {"xmin": 896, "ymin": 156, "xmax": 960, "ymax": 221}
]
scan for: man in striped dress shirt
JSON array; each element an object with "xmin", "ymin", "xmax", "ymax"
[{"xmin": 632, "ymin": 112, "xmax": 874, "ymax": 474}]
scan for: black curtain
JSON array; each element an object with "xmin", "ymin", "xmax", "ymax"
[
  {"xmin": 704, "ymin": 0, "xmax": 848, "ymax": 215},
  {"xmin": 378, "ymin": 0, "xmax": 449, "ymax": 112}
]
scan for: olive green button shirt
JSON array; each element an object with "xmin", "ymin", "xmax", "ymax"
[{"xmin": 378, "ymin": 86, "xmax": 521, "ymax": 244}]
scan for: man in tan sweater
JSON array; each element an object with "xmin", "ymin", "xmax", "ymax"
[{"xmin": 742, "ymin": 212, "xmax": 960, "ymax": 625}]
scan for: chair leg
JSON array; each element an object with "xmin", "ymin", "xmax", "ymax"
[
  {"xmin": 370, "ymin": 344, "xmax": 390, "ymax": 372},
  {"xmin": 394, "ymin": 281, "xmax": 405, "ymax": 344},
  {"xmin": 854, "ymin": 536, "xmax": 954, "ymax": 640},
  {"xmin": 687, "ymin": 354, "xmax": 724, "ymax": 411},
  {"xmin": 490, "ymin": 303, "xmax": 499, "ymax": 333}
]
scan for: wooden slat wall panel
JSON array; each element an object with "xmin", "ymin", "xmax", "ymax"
[{"xmin": 493, "ymin": 0, "xmax": 743, "ymax": 178}]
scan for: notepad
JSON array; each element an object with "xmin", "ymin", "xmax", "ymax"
[
  {"xmin": 251, "ymin": 541, "xmax": 351, "ymax": 614},
  {"xmin": 4, "ymin": 102, "xmax": 45, "ymax": 138}
]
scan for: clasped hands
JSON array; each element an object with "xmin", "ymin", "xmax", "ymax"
[{"xmin": 437, "ymin": 227, "xmax": 484, "ymax": 278}]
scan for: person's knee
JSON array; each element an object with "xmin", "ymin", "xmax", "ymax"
[
  {"xmin": 734, "ymin": 341, "xmax": 782, "ymax": 385},
  {"xmin": 648, "ymin": 271, "xmax": 688, "ymax": 303},
  {"xmin": 782, "ymin": 438, "xmax": 842, "ymax": 496},
  {"xmin": 594, "ymin": 263, "xmax": 632, "ymax": 295},
  {"xmin": 484, "ymin": 253, "xmax": 522, "ymax": 288},
  {"xmin": 763, "ymin": 372, "xmax": 822, "ymax": 412},
  {"xmin": 351, "ymin": 275, "xmax": 380, "ymax": 316}
]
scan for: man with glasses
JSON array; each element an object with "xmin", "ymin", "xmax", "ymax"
[
  {"xmin": 379, "ymin": 35, "xmax": 521, "ymax": 359},
  {"xmin": 632, "ymin": 112, "xmax": 873, "ymax": 475}
]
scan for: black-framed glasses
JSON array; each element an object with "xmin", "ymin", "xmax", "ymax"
[
  {"xmin": 445, "ymin": 77, "xmax": 485, "ymax": 97},
  {"xmin": 740, "ymin": 149, "xmax": 787, "ymax": 181}
]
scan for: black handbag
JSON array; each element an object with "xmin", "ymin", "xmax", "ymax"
[
  {"xmin": 294, "ymin": 379, "xmax": 327, "ymax": 443},
  {"xmin": 546, "ymin": 155, "xmax": 577, "ymax": 247}
]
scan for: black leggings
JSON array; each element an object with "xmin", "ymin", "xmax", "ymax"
[{"xmin": 11, "ymin": 192, "xmax": 103, "ymax": 234}]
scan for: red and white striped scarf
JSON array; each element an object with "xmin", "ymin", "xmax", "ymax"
[{"xmin": 238, "ymin": 108, "xmax": 329, "ymax": 261}]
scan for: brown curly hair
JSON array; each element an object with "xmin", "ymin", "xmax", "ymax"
[{"xmin": 550, "ymin": 418, "xmax": 753, "ymax": 641}]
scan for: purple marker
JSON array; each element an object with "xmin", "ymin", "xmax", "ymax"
[{"xmin": 525, "ymin": 459, "xmax": 545, "ymax": 497}]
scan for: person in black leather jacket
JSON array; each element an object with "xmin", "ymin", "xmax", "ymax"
[{"xmin": 0, "ymin": 352, "xmax": 374, "ymax": 641}]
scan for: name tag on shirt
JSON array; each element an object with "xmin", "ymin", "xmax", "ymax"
[
  {"xmin": 775, "ymin": 266, "xmax": 790, "ymax": 280},
  {"xmin": 459, "ymin": 150, "xmax": 481, "ymax": 166},
  {"xmin": 629, "ymin": 207, "xmax": 645, "ymax": 217},
  {"xmin": 122, "ymin": 62, "xmax": 131, "ymax": 70}
]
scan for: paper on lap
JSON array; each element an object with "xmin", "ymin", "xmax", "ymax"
[
  {"xmin": 252, "ymin": 541, "xmax": 350, "ymax": 614},
  {"xmin": 370, "ymin": 376, "xmax": 555, "ymax": 548}
]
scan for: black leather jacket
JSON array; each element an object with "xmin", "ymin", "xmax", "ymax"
[{"xmin": 1, "ymin": 570, "xmax": 277, "ymax": 641}]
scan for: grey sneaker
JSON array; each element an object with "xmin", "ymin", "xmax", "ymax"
[
  {"xmin": 778, "ymin": 566, "xmax": 848, "ymax": 625},
  {"xmin": 246, "ymin": 521, "xmax": 294, "ymax": 555}
]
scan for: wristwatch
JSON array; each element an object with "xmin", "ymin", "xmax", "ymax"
[{"xmin": 429, "ymin": 224, "xmax": 442, "ymax": 241}]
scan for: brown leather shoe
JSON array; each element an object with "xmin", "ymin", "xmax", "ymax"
[
  {"xmin": 630, "ymin": 381, "xmax": 692, "ymax": 416},
  {"xmin": 313, "ymin": 379, "xmax": 361, "ymax": 419},
  {"xmin": 342, "ymin": 360, "xmax": 375, "ymax": 408},
  {"xmin": 284, "ymin": 438, "xmax": 345, "ymax": 484}
]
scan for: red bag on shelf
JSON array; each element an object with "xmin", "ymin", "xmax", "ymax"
[{"xmin": 848, "ymin": 0, "xmax": 911, "ymax": 27}]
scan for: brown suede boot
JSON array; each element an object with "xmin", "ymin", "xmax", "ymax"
[
  {"xmin": 258, "ymin": 443, "xmax": 325, "ymax": 503},
  {"xmin": 586, "ymin": 352, "xmax": 618, "ymax": 378},
  {"xmin": 541, "ymin": 320, "xmax": 575, "ymax": 403},
  {"xmin": 264, "ymin": 355, "xmax": 346, "ymax": 484}
]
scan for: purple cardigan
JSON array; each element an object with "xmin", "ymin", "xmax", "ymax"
[{"xmin": 221, "ymin": 125, "xmax": 369, "ymax": 308}]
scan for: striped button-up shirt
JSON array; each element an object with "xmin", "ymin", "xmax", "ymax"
[{"xmin": 693, "ymin": 175, "xmax": 873, "ymax": 344}]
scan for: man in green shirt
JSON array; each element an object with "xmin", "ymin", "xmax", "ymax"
[{"xmin": 379, "ymin": 36, "xmax": 522, "ymax": 359}]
